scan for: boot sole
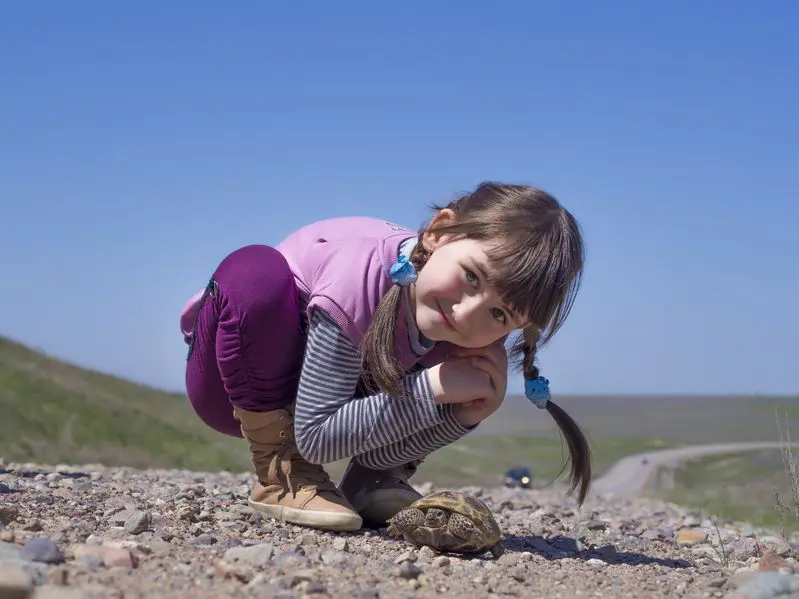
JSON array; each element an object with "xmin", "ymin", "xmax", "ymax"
[{"xmin": 248, "ymin": 499, "xmax": 363, "ymax": 532}]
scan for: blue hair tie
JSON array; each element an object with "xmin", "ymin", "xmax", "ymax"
[
  {"xmin": 525, "ymin": 376, "xmax": 550, "ymax": 409},
  {"xmin": 390, "ymin": 255, "xmax": 418, "ymax": 286}
]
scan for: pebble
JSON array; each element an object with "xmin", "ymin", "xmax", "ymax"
[
  {"xmin": 19, "ymin": 538, "xmax": 65, "ymax": 564},
  {"xmin": 224, "ymin": 543, "xmax": 274, "ymax": 565},
  {"xmin": 678, "ymin": 529, "xmax": 710, "ymax": 546},
  {"xmin": 123, "ymin": 512, "xmax": 150, "ymax": 535},
  {"xmin": 2, "ymin": 459, "xmax": 799, "ymax": 598}
]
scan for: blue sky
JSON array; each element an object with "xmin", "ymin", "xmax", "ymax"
[{"xmin": 1, "ymin": 1, "xmax": 796, "ymax": 396}]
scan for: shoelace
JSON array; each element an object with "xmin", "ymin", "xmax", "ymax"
[{"xmin": 266, "ymin": 443, "xmax": 337, "ymax": 495}]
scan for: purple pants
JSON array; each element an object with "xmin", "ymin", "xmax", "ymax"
[{"xmin": 185, "ymin": 245, "xmax": 306, "ymax": 438}]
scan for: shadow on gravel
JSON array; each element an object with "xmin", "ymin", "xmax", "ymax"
[
  {"xmin": 500, "ymin": 533, "xmax": 695, "ymax": 569},
  {"xmin": 0, "ymin": 467, "xmax": 90, "ymax": 479}
]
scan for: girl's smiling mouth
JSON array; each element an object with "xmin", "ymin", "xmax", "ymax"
[{"xmin": 436, "ymin": 301, "xmax": 456, "ymax": 331}]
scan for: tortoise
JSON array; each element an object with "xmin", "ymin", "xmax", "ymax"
[{"xmin": 386, "ymin": 490, "xmax": 505, "ymax": 558}]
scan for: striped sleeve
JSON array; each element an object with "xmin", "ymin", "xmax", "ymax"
[
  {"xmin": 355, "ymin": 406, "xmax": 475, "ymax": 470},
  {"xmin": 292, "ymin": 309, "xmax": 464, "ymax": 464}
]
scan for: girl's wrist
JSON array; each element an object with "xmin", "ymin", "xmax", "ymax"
[{"xmin": 451, "ymin": 404, "xmax": 478, "ymax": 427}]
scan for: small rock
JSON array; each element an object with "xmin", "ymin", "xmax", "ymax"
[
  {"xmin": 394, "ymin": 551, "xmax": 416, "ymax": 564},
  {"xmin": 19, "ymin": 538, "xmax": 65, "ymax": 564},
  {"xmin": 224, "ymin": 543, "xmax": 274, "ymax": 565},
  {"xmin": 193, "ymin": 534, "xmax": 218, "ymax": 546},
  {"xmin": 677, "ymin": 529, "xmax": 708, "ymax": 546},
  {"xmin": 707, "ymin": 577, "xmax": 727, "ymax": 588},
  {"xmin": 395, "ymin": 561, "xmax": 422, "ymax": 580},
  {"xmin": 433, "ymin": 556, "xmax": 450, "ymax": 567},
  {"xmin": 417, "ymin": 546, "xmax": 436, "ymax": 562},
  {"xmin": 176, "ymin": 506, "xmax": 198, "ymax": 522},
  {"xmin": 0, "ymin": 506, "xmax": 18, "ymax": 525},
  {"xmin": 72, "ymin": 481, "xmax": 93, "ymax": 493},
  {"xmin": 102, "ymin": 547, "xmax": 138, "ymax": 569},
  {"xmin": 511, "ymin": 565, "xmax": 527, "ymax": 581},
  {"xmin": 123, "ymin": 512, "xmax": 150, "ymax": 535},
  {"xmin": 550, "ymin": 537, "xmax": 586, "ymax": 554},
  {"xmin": 319, "ymin": 551, "xmax": 347, "ymax": 566},
  {"xmin": 583, "ymin": 518, "xmax": 607, "ymax": 531},
  {"xmin": 22, "ymin": 521, "xmax": 42, "ymax": 532},
  {"xmin": 724, "ymin": 571, "xmax": 799, "ymax": 598},
  {"xmin": 585, "ymin": 558, "xmax": 606, "ymax": 568}
]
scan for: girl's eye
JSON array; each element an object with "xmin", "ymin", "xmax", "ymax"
[
  {"xmin": 491, "ymin": 308, "xmax": 507, "ymax": 325},
  {"xmin": 464, "ymin": 269, "xmax": 478, "ymax": 285}
]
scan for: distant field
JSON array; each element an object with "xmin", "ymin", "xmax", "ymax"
[
  {"xmin": 2, "ymin": 333, "xmax": 797, "ymax": 507},
  {"xmin": 325, "ymin": 433, "xmax": 680, "ymax": 489},
  {"xmin": 483, "ymin": 393, "xmax": 799, "ymax": 445},
  {"xmin": 647, "ymin": 448, "xmax": 799, "ymax": 530}
]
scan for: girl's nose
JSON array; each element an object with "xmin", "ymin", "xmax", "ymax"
[{"xmin": 455, "ymin": 295, "xmax": 488, "ymax": 327}]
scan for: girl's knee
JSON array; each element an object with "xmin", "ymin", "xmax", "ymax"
[{"xmin": 214, "ymin": 245, "xmax": 297, "ymax": 313}]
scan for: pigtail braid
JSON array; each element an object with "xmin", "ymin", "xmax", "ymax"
[
  {"xmin": 360, "ymin": 231, "xmax": 429, "ymax": 397},
  {"xmin": 521, "ymin": 327, "xmax": 593, "ymax": 505},
  {"xmin": 359, "ymin": 284, "xmax": 405, "ymax": 396}
]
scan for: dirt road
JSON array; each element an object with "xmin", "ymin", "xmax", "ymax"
[{"xmin": 591, "ymin": 441, "xmax": 791, "ymax": 497}]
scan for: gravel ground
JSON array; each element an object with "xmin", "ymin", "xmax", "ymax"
[{"xmin": 2, "ymin": 459, "xmax": 799, "ymax": 599}]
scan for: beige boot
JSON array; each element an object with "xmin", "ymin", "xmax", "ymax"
[
  {"xmin": 233, "ymin": 406, "xmax": 362, "ymax": 532},
  {"xmin": 338, "ymin": 458, "xmax": 424, "ymax": 526}
]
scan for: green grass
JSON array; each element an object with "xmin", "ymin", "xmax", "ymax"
[
  {"xmin": 325, "ymin": 433, "xmax": 680, "ymax": 489},
  {"xmin": 752, "ymin": 399, "xmax": 799, "ymax": 421},
  {"xmin": 649, "ymin": 449, "xmax": 796, "ymax": 529},
  {"xmin": 0, "ymin": 336, "xmax": 251, "ymax": 472}
]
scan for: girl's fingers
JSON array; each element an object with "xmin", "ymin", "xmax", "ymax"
[{"xmin": 471, "ymin": 356, "xmax": 502, "ymax": 392}]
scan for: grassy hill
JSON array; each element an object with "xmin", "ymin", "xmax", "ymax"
[{"xmin": 0, "ymin": 335, "xmax": 251, "ymax": 472}]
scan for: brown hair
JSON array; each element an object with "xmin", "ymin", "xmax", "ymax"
[{"xmin": 359, "ymin": 181, "xmax": 592, "ymax": 503}]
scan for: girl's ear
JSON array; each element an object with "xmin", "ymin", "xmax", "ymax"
[{"xmin": 421, "ymin": 208, "xmax": 456, "ymax": 253}]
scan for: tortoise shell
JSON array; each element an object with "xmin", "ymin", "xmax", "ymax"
[{"xmin": 386, "ymin": 490, "xmax": 504, "ymax": 557}]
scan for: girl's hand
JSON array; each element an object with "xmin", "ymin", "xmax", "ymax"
[
  {"xmin": 449, "ymin": 341, "xmax": 509, "ymax": 427},
  {"xmin": 449, "ymin": 340, "xmax": 509, "ymax": 401},
  {"xmin": 426, "ymin": 357, "xmax": 495, "ymax": 405}
]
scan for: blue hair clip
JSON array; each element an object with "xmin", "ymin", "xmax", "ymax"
[
  {"xmin": 390, "ymin": 255, "xmax": 418, "ymax": 286},
  {"xmin": 525, "ymin": 376, "xmax": 550, "ymax": 409}
]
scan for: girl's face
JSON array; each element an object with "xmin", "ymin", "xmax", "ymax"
[{"xmin": 411, "ymin": 212, "xmax": 526, "ymax": 348}]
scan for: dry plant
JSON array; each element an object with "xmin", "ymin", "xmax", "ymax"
[
  {"xmin": 774, "ymin": 408, "xmax": 799, "ymax": 541},
  {"xmin": 708, "ymin": 514, "xmax": 730, "ymax": 568}
]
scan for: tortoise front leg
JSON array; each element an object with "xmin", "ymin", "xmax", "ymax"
[{"xmin": 387, "ymin": 507, "xmax": 425, "ymax": 538}]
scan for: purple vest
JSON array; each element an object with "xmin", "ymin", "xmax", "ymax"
[
  {"xmin": 276, "ymin": 216, "xmax": 452, "ymax": 371},
  {"xmin": 180, "ymin": 216, "xmax": 452, "ymax": 372}
]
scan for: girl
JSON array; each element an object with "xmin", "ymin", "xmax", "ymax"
[{"xmin": 179, "ymin": 181, "xmax": 591, "ymax": 533}]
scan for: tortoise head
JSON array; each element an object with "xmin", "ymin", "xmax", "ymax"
[
  {"xmin": 489, "ymin": 541, "xmax": 505, "ymax": 559},
  {"xmin": 423, "ymin": 507, "xmax": 448, "ymax": 528}
]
